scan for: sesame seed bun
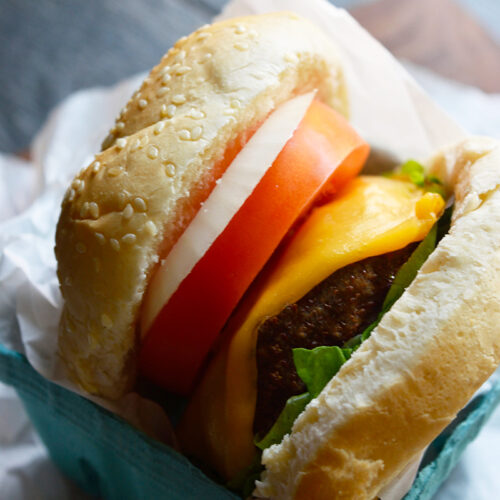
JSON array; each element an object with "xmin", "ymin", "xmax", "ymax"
[
  {"xmin": 255, "ymin": 137, "xmax": 500, "ymax": 499},
  {"xmin": 55, "ymin": 12, "xmax": 347, "ymax": 398}
]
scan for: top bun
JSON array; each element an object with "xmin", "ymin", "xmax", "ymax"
[
  {"xmin": 55, "ymin": 12, "xmax": 347, "ymax": 398},
  {"xmin": 255, "ymin": 137, "xmax": 500, "ymax": 499}
]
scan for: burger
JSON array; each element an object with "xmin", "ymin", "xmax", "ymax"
[{"xmin": 54, "ymin": 12, "xmax": 500, "ymax": 499}]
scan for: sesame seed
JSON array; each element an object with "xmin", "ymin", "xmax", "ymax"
[
  {"xmin": 89, "ymin": 202, "xmax": 99, "ymax": 219},
  {"xmin": 116, "ymin": 138, "xmax": 127, "ymax": 150},
  {"xmin": 196, "ymin": 76, "xmax": 206, "ymax": 84},
  {"xmin": 197, "ymin": 32, "xmax": 211, "ymax": 41},
  {"xmin": 110, "ymin": 238, "xmax": 120, "ymax": 251},
  {"xmin": 235, "ymin": 24, "xmax": 246, "ymax": 34},
  {"xmin": 162, "ymin": 73, "xmax": 171, "ymax": 85},
  {"xmin": 101, "ymin": 313, "xmax": 113, "ymax": 328},
  {"xmin": 64, "ymin": 276, "xmax": 72, "ymax": 286},
  {"xmin": 178, "ymin": 129, "xmax": 191, "ymax": 141},
  {"xmin": 123, "ymin": 203, "xmax": 134, "ymax": 219},
  {"xmin": 191, "ymin": 126, "xmax": 202, "ymax": 141},
  {"xmin": 138, "ymin": 99, "xmax": 148, "ymax": 109},
  {"xmin": 108, "ymin": 166, "xmax": 122, "ymax": 177},
  {"xmin": 224, "ymin": 108, "xmax": 235, "ymax": 115},
  {"xmin": 131, "ymin": 138, "xmax": 141, "ymax": 152},
  {"xmin": 154, "ymin": 121, "xmax": 165, "ymax": 134},
  {"xmin": 68, "ymin": 189, "xmax": 76, "ymax": 201},
  {"xmin": 188, "ymin": 108, "xmax": 205, "ymax": 119},
  {"xmin": 234, "ymin": 42, "xmax": 249, "ymax": 51},
  {"xmin": 92, "ymin": 161, "xmax": 101, "ymax": 173},
  {"xmin": 172, "ymin": 94, "xmax": 186, "ymax": 105},
  {"xmin": 135, "ymin": 91, "xmax": 142, "ymax": 99},
  {"xmin": 95, "ymin": 232, "xmax": 106, "ymax": 245},
  {"xmin": 147, "ymin": 145, "xmax": 159, "ymax": 159},
  {"xmin": 160, "ymin": 66, "xmax": 170, "ymax": 75},
  {"xmin": 157, "ymin": 86, "xmax": 169, "ymax": 97},
  {"xmin": 133, "ymin": 197, "xmax": 147, "ymax": 212},
  {"xmin": 122, "ymin": 233, "xmax": 137, "ymax": 244},
  {"xmin": 116, "ymin": 121, "xmax": 125, "ymax": 131},
  {"xmin": 230, "ymin": 99, "xmax": 241, "ymax": 109},
  {"xmin": 200, "ymin": 53, "xmax": 212, "ymax": 63},
  {"xmin": 166, "ymin": 104, "xmax": 176, "ymax": 118},
  {"xmin": 144, "ymin": 220, "xmax": 158, "ymax": 236},
  {"xmin": 175, "ymin": 66, "xmax": 191, "ymax": 75},
  {"xmin": 176, "ymin": 50, "xmax": 186, "ymax": 60},
  {"xmin": 93, "ymin": 258, "xmax": 101, "ymax": 273},
  {"xmin": 248, "ymin": 29, "xmax": 258, "ymax": 39},
  {"xmin": 164, "ymin": 163, "xmax": 176, "ymax": 177},
  {"xmin": 72, "ymin": 179, "xmax": 84, "ymax": 192},
  {"xmin": 80, "ymin": 202, "xmax": 89, "ymax": 218},
  {"xmin": 76, "ymin": 242, "xmax": 87, "ymax": 254}
]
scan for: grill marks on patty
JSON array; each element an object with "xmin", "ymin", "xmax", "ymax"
[{"xmin": 253, "ymin": 243, "xmax": 418, "ymax": 437}]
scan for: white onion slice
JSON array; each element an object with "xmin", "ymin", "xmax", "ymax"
[{"xmin": 141, "ymin": 92, "xmax": 316, "ymax": 335}]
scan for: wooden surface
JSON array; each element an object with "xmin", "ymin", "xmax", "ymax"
[{"xmin": 350, "ymin": 0, "xmax": 500, "ymax": 93}]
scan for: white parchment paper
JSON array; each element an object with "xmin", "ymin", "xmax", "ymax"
[{"xmin": 1, "ymin": 0, "xmax": 499, "ymax": 498}]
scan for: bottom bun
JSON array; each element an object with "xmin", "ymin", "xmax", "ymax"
[{"xmin": 255, "ymin": 137, "xmax": 500, "ymax": 500}]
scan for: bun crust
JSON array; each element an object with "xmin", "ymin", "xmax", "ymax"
[
  {"xmin": 255, "ymin": 137, "xmax": 500, "ymax": 499},
  {"xmin": 55, "ymin": 13, "xmax": 347, "ymax": 398}
]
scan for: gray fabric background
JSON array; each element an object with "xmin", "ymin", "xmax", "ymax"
[
  {"xmin": 0, "ymin": 0, "xmax": 226, "ymax": 153},
  {"xmin": 0, "ymin": 0, "xmax": 498, "ymax": 153}
]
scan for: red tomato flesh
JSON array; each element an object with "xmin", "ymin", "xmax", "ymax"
[{"xmin": 139, "ymin": 100, "xmax": 370, "ymax": 394}]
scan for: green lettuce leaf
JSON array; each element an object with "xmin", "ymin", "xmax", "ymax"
[
  {"xmin": 401, "ymin": 159, "xmax": 426, "ymax": 186},
  {"xmin": 381, "ymin": 223, "xmax": 437, "ymax": 312},
  {"xmin": 255, "ymin": 346, "xmax": 352, "ymax": 450},
  {"xmin": 255, "ymin": 393, "xmax": 311, "ymax": 451},
  {"xmin": 293, "ymin": 346, "xmax": 352, "ymax": 398},
  {"xmin": 388, "ymin": 159, "xmax": 446, "ymax": 197},
  {"xmin": 226, "ymin": 452, "xmax": 263, "ymax": 497}
]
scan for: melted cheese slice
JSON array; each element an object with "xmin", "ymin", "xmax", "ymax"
[{"xmin": 178, "ymin": 176, "xmax": 444, "ymax": 479}]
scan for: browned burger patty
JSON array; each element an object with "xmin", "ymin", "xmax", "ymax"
[{"xmin": 253, "ymin": 243, "xmax": 418, "ymax": 437}]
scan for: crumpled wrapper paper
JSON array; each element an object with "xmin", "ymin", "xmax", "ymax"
[{"xmin": 2, "ymin": 0, "xmax": 497, "ymax": 498}]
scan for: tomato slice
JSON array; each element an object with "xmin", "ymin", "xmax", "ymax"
[{"xmin": 139, "ymin": 100, "xmax": 370, "ymax": 394}]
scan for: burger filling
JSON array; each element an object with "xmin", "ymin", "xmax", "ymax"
[
  {"xmin": 254, "ymin": 243, "xmax": 418, "ymax": 437},
  {"xmin": 178, "ymin": 161, "xmax": 449, "ymax": 488},
  {"xmin": 254, "ymin": 199, "xmax": 453, "ymax": 453}
]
